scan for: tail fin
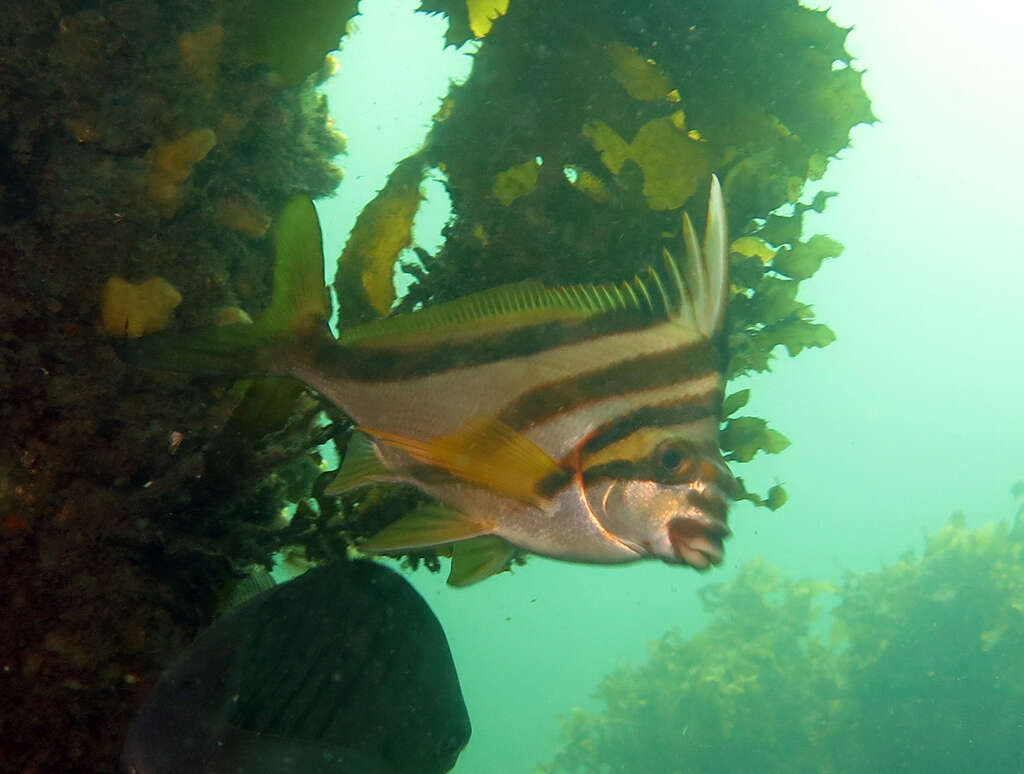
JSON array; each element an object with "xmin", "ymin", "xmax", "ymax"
[
  {"xmin": 117, "ymin": 196, "xmax": 330, "ymax": 376},
  {"xmin": 262, "ymin": 196, "xmax": 331, "ymax": 336}
]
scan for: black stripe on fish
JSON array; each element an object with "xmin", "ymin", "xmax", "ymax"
[
  {"xmin": 576, "ymin": 390, "xmax": 724, "ymax": 456},
  {"xmin": 498, "ymin": 339, "xmax": 722, "ymax": 430},
  {"xmin": 581, "ymin": 457, "xmax": 730, "ymax": 507},
  {"xmin": 577, "ymin": 427, "xmax": 744, "ymax": 502},
  {"xmin": 402, "ymin": 462, "xmax": 576, "ymax": 505},
  {"xmin": 313, "ymin": 308, "xmax": 663, "ymax": 383}
]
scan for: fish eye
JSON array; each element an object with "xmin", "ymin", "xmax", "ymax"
[{"xmin": 656, "ymin": 441, "xmax": 690, "ymax": 473}]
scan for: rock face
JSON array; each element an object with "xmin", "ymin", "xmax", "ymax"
[{"xmin": 0, "ymin": 2, "xmax": 350, "ymax": 770}]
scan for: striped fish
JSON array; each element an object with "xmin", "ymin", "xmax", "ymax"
[{"xmin": 121, "ymin": 176, "xmax": 737, "ymax": 586}]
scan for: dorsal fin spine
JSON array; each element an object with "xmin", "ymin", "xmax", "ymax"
[
  {"xmin": 704, "ymin": 174, "xmax": 728, "ymax": 335},
  {"xmin": 661, "ymin": 247, "xmax": 686, "ymax": 318},
  {"xmin": 681, "ymin": 211, "xmax": 707, "ymax": 328},
  {"xmin": 634, "ymin": 276, "xmax": 651, "ymax": 312},
  {"xmin": 622, "ymin": 281, "xmax": 639, "ymax": 309},
  {"xmin": 609, "ymin": 284, "xmax": 626, "ymax": 310},
  {"xmin": 646, "ymin": 266, "xmax": 670, "ymax": 314}
]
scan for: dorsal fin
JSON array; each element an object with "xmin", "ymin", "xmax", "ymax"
[
  {"xmin": 335, "ymin": 274, "xmax": 676, "ymax": 350},
  {"xmin": 335, "ymin": 175, "xmax": 727, "ymax": 349},
  {"xmin": 680, "ymin": 174, "xmax": 728, "ymax": 337}
]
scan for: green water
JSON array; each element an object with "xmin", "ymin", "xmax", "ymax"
[{"xmin": 316, "ymin": 2, "xmax": 1024, "ymax": 771}]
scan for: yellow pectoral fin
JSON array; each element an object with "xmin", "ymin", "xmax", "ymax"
[
  {"xmin": 447, "ymin": 535, "xmax": 519, "ymax": 587},
  {"xmin": 359, "ymin": 502, "xmax": 494, "ymax": 554},
  {"xmin": 359, "ymin": 416, "xmax": 563, "ymax": 506}
]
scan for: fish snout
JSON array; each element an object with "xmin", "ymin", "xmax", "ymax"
[{"xmin": 666, "ymin": 515, "xmax": 731, "ymax": 570}]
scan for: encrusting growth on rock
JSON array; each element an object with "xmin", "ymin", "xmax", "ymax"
[
  {"xmin": 101, "ymin": 276, "xmax": 183, "ymax": 339},
  {"xmin": 146, "ymin": 129, "xmax": 218, "ymax": 211}
]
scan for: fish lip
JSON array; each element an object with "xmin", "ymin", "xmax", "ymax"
[{"xmin": 667, "ymin": 516, "xmax": 731, "ymax": 569}]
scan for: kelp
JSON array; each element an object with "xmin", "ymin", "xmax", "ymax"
[
  {"xmin": 413, "ymin": 0, "xmax": 872, "ymax": 292},
  {"xmin": 543, "ymin": 498, "xmax": 1024, "ymax": 774},
  {"xmin": 827, "ymin": 512, "xmax": 1024, "ymax": 773},
  {"xmin": 335, "ymin": 155, "xmax": 427, "ymax": 325},
  {"xmin": 419, "ymin": 0, "xmax": 510, "ymax": 46},
  {"xmin": 227, "ymin": 0, "xmax": 359, "ymax": 86},
  {"xmin": 543, "ymin": 560, "xmax": 838, "ymax": 774}
]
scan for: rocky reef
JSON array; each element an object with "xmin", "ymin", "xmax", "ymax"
[{"xmin": 0, "ymin": 1, "xmax": 352, "ymax": 769}]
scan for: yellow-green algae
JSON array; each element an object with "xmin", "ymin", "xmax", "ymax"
[
  {"xmin": 419, "ymin": 0, "xmax": 511, "ymax": 46},
  {"xmin": 335, "ymin": 155, "xmax": 427, "ymax": 325},
  {"xmin": 100, "ymin": 276, "xmax": 183, "ymax": 338},
  {"xmin": 543, "ymin": 494, "xmax": 1024, "ymax": 773}
]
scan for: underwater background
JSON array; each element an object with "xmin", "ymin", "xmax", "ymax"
[
  {"xmin": 316, "ymin": 1, "xmax": 1024, "ymax": 772},
  {"xmin": 1, "ymin": 0, "xmax": 1022, "ymax": 771}
]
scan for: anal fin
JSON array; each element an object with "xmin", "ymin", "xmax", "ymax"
[
  {"xmin": 359, "ymin": 502, "xmax": 493, "ymax": 554},
  {"xmin": 447, "ymin": 535, "xmax": 519, "ymax": 587}
]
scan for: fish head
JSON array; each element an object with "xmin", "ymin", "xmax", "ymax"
[{"xmin": 583, "ymin": 434, "xmax": 737, "ymax": 569}]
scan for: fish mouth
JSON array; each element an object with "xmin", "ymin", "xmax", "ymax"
[{"xmin": 667, "ymin": 516, "xmax": 731, "ymax": 570}]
